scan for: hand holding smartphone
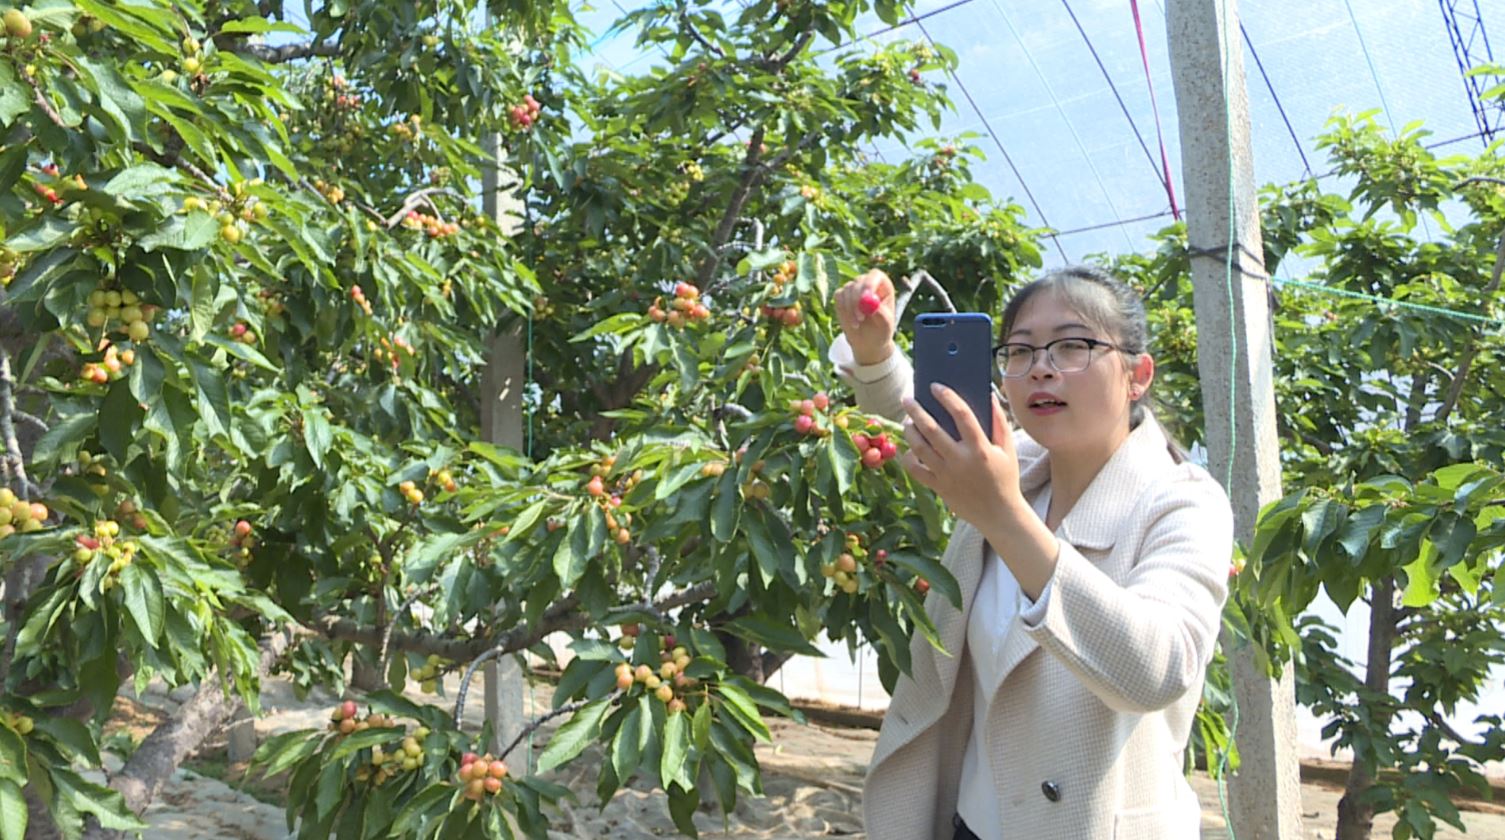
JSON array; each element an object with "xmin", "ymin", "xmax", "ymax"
[{"xmin": 912, "ymin": 312, "xmax": 994, "ymax": 441}]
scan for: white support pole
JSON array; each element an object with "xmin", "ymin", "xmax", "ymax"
[
  {"xmin": 1166, "ymin": 1, "xmax": 1304, "ymax": 838},
  {"xmin": 479, "ymin": 82, "xmax": 529, "ymax": 762}
]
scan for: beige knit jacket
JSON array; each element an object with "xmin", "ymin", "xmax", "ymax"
[{"xmin": 847, "ymin": 351, "xmax": 1233, "ymax": 840}]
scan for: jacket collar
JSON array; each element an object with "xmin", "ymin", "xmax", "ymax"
[{"xmin": 1016, "ymin": 417, "xmax": 1174, "ymax": 550}]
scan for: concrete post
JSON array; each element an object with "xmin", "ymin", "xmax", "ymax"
[
  {"xmin": 1166, "ymin": 1, "xmax": 1304, "ymax": 838},
  {"xmin": 479, "ymin": 122, "xmax": 529, "ymax": 763}
]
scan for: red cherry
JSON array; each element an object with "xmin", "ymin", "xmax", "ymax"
[
  {"xmin": 862, "ymin": 447, "xmax": 883, "ymax": 468},
  {"xmin": 879, "ymin": 439, "xmax": 899, "ymax": 460},
  {"xmin": 793, "ymin": 415, "xmax": 815, "ymax": 435},
  {"xmin": 852, "ymin": 433, "xmax": 870, "ymax": 451},
  {"xmin": 858, "ymin": 291, "xmax": 882, "ymax": 316},
  {"xmin": 813, "ymin": 392, "xmax": 829, "ymax": 411}
]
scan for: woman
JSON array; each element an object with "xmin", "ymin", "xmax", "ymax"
[{"xmin": 830, "ymin": 265, "xmax": 1233, "ymax": 840}]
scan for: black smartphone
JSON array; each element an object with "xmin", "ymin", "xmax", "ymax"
[{"xmin": 912, "ymin": 312, "xmax": 994, "ymax": 441}]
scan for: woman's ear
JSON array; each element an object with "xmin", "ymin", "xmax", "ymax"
[{"xmin": 1129, "ymin": 353, "xmax": 1155, "ymax": 400}]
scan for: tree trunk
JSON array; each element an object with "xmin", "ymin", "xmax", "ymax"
[
  {"xmin": 80, "ymin": 630, "xmax": 294, "ymax": 840},
  {"xmin": 718, "ymin": 634, "xmax": 793, "ymax": 684},
  {"xmin": 1335, "ymin": 578, "xmax": 1397, "ymax": 840},
  {"xmin": 350, "ymin": 646, "xmax": 386, "ymax": 691}
]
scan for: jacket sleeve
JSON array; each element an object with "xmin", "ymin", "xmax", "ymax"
[
  {"xmin": 829, "ymin": 334, "xmax": 913, "ymax": 423},
  {"xmin": 1022, "ymin": 469, "xmax": 1233, "ymax": 714}
]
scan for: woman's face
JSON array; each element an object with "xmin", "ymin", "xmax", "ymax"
[{"xmin": 999, "ymin": 289, "xmax": 1150, "ymax": 458}]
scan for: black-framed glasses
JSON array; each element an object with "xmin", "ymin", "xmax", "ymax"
[{"xmin": 992, "ymin": 337, "xmax": 1122, "ymax": 379}]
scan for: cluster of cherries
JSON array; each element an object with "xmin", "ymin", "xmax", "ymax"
[
  {"xmin": 508, "ymin": 94, "xmax": 542, "ymax": 130},
  {"xmin": 648, "ymin": 282, "xmax": 710, "ymax": 328},
  {"xmin": 402, "ymin": 210, "xmax": 460, "ymax": 238}
]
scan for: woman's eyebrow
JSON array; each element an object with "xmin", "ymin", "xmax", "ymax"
[{"xmin": 1007, "ymin": 321, "xmax": 1094, "ymax": 339}]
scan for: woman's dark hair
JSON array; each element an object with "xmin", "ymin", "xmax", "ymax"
[{"xmin": 1000, "ymin": 264, "xmax": 1186, "ymax": 462}]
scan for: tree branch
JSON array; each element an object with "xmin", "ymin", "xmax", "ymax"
[
  {"xmin": 1427, "ymin": 710, "xmax": 1487, "ymax": 752},
  {"xmin": 24, "ymin": 75, "xmax": 66, "ymax": 129},
  {"xmin": 130, "ymin": 143, "xmax": 231, "ymax": 203},
  {"xmin": 896, "ymin": 269, "xmax": 957, "ymax": 317},
  {"xmin": 695, "ymin": 126, "xmax": 769, "ymax": 289},
  {"xmin": 761, "ymin": 33, "xmax": 812, "ymax": 71},
  {"xmin": 680, "ymin": 12, "xmax": 725, "ymax": 59},
  {"xmin": 82, "ymin": 629, "xmax": 296, "ymax": 840},
  {"xmin": 445, "ymin": 581, "xmax": 717, "ymax": 725},
  {"xmin": 232, "ymin": 41, "xmax": 342, "ymax": 63},
  {"xmin": 0, "ymin": 345, "xmax": 31, "ymax": 498},
  {"xmin": 1436, "ymin": 230, "xmax": 1505, "ymax": 423},
  {"xmin": 1455, "ymin": 176, "xmax": 1505, "ymax": 189},
  {"xmin": 496, "ymin": 696, "xmax": 606, "ymax": 762},
  {"xmin": 384, "ymin": 187, "xmax": 465, "ymax": 228},
  {"xmin": 378, "ymin": 585, "xmax": 436, "ymax": 677}
]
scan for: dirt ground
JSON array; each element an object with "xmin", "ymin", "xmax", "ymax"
[{"xmin": 112, "ymin": 675, "xmax": 1505, "ymax": 840}]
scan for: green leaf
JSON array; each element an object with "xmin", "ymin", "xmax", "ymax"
[
  {"xmin": 187, "ymin": 269, "xmax": 218, "ymax": 343},
  {"xmin": 552, "ymin": 516, "xmax": 587, "ymax": 588},
  {"xmin": 1300, "ymin": 499, "xmax": 1342, "ymax": 557},
  {"xmin": 119, "ymin": 563, "xmax": 165, "ymax": 646},
  {"xmin": 98, "ymin": 378, "xmax": 143, "ymax": 462},
  {"xmin": 744, "ymin": 511, "xmax": 779, "ymax": 587},
  {"xmin": 1429, "ymin": 512, "xmax": 1476, "ymax": 570},
  {"xmin": 0, "ymin": 779, "xmax": 24, "ymax": 840},
  {"xmin": 4, "ymin": 218, "xmax": 73, "ymax": 253},
  {"xmin": 710, "ymin": 469, "xmax": 741, "ymax": 543},
  {"xmin": 220, "ymin": 17, "xmax": 306, "ymax": 34},
  {"xmin": 691, "ymin": 699, "xmax": 712, "ymax": 752},
  {"xmin": 406, "ymin": 530, "xmax": 476, "ymax": 585},
  {"xmin": 138, "ymin": 212, "xmax": 218, "ymax": 252},
  {"xmin": 716, "ymin": 684, "xmax": 771, "ymax": 742},
  {"xmin": 204, "ymin": 334, "xmax": 279, "ymax": 372},
  {"xmin": 553, "ymin": 658, "xmax": 608, "ymax": 706},
  {"xmin": 51, "ymin": 768, "xmax": 147, "ymax": 830},
  {"xmin": 31, "ymin": 412, "xmax": 94, "ymax": 465},
  {"xmin": 102, "ymin": 164, "xmax": 180, "ymax": 200},
  {"xmin": 1401, "ymin": 548, "xmax": 1440, "ymax": 608},
  {"xmin": 666, "ymin": 783, "xmax": 699, "ymax": 838},
  {"xmin": 313, "ymin": 760, "xmax": 343, "ymax": 819},
  {"xmin": 883, "ymin": 550, "xmax": 962, "ymax": 608},
  {"xmin": 31, "ymin": 717, "xmax": 99, "ymax": 766},
  {"xmin": 610, "ymin": 697, "xmax": 649, "ymax": 780},
  {"xmin": 570, "ymin": 312, "xmax": 642, "ymax": 342},
  {"xmin": 1336, "ymin": 505, "xmax": 1385, "ymax": 561},
  {"xmin": 252, "ymin": 730, "xmax": 321, "ymax": 779},
  {"xmin": 661, "ymin": 708, "xmax": 693, "ymax": 790},
  {"xmin": 0, "ymin": 728, "xmax": 25, "ymax": 785},
  {"xmin": 724, "ymin": 615, "xmax": 821, "ymax": 656},
  {"xmin": 535, "ymin": 698, "xmax": 612, "ymax": 774},
  {"xmin": 302, "ymin": 406, "xmax": 332, "ymax": 468},
  {"xmin": 188, "ymin": 359, "xmax": 232, "ymax": 437},
  {"xmin": 828, "ymin": 433, "xmax": 858, "ymax": 498},
  {"xmin": 0, "ymin": 65, "xmax": 26, "ymax": 127},
  {"xmin": 329, "ymin": 728, "xmax": 400, "ymax": 761}
]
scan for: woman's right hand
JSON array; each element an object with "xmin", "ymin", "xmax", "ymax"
[{"xmin": 834, "ymin": 269, "xmax": 898, "ymax": 365}]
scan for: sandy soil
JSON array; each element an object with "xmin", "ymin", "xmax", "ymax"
[{"xmin": 112, "ymin": 674, "xmax": 1505, "ymax": 840}]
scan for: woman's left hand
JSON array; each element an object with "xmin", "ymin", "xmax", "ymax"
[{"xmin": 900, "ymin": 385, "xmax": 1025, "ymax": 529}]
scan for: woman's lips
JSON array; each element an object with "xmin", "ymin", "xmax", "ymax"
[{"xmin": 1027, "ymin": 392, "xmax": 1066, "ymax": 415}]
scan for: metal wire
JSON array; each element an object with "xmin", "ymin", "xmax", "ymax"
[
  {"xmin": 1059, "ymin": 0, "xmax": 1168, "ymax": 195},
  {"xmin": 1241, "ymin": 22, "xmax": 1313, "ymax": 178},
  {"xmin": 992, "ymin": 0, "xmax": 1136, "ymax": 253},
  {"xmin": 913, "ymin": 18, "xmax": 1070, "ymax": 263}
]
